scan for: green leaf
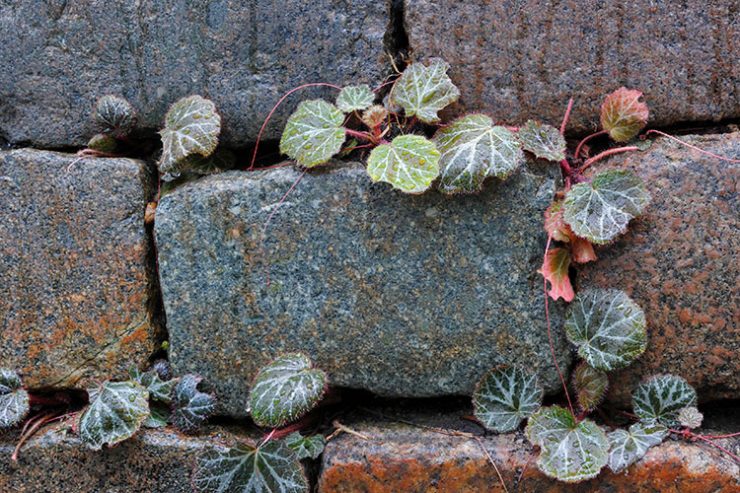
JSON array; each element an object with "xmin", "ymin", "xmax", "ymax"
[
  {"xmin": 0, "ymin": 369, "xmax": 29, "ymax": 428},
  {"xmin": 171, "ymin": 374, "xmax": 215, "ymax": 433},
  {"xmin": 143, "ymin": 404, "xmax": 170, "ymax": 429},
  {"xmin": 129, "ymin": 366, "xmax": 177, "ymax": 404},
  {"xmin": 565, "ymin": 289, "xmax": 647, "ymax": 371},
  {"xmin": 87, "ymin": 133, "xmax": 118, "ymax": 154},
  {"xmin": 248, "ymin": 353, "xmax": 327, "ymax": 429},
  {"xmin": 279, "ymin": 99, "xmax": 346, "ymax": 168},
  {"xmin": 433, "ymin": 114, "xmax": 524, "ymax": 194},
  {"xmin": 336, "ymin": 85, "xmax": 375, "ymax": 113},
  {"xmin": 632, "ymin": 375, "xmax": 697, "ymax": 427},
  {"xmin": 563, "ymin": 169, "xmax": 650, "ymax": 244},
  {"xmin": 165, "ymin": 148, "xmax": 236, "ymax": 177},
  {"xmin": 572, "ymin": 363, "xmax": 609, "ymax": 413},
  {"xmin": 525, "ymin": 406, "xmax": 609, "ymax": 483},
  {"xmin": 366, "ymin": 134, "xmax": 440, "ymax": 194},
  {"xmin": 79, "ymin": 381, "xmax": 149, "ymax": 450},
  {"xmin": 160, "ymin": 95, "xmax": 221, "ymax": 173},
  {"xmin": 607, "ymin": 421, "xmax": 667, "ymax": 473},
  {"xmin": 193, "ymin": 441, "xmax": 308, "ymax": 493},
  {"xmin": 284, "ymin": 432, "xmax": 326, "ymax": 460},
  {"xmin": 473, "ymin": 366, "xmax": 543, "ymax": 433},
  {"xmin": 678, "ymin": 406, "xmax": 703, "ymax": 429},
  {"xmin": 517, "ymin": 120, "xmax": 566, "ymax": 162},
  {"xmin": 600, "ymin": 88, "xmax": 649, "ymax": 142},
  {"xmin": 95, "ymin": 95, "xmax": 135, "ymax": 135},
  {"xmin": 390, "ymin": 58, "xmax": 460, "ymax": 123}
]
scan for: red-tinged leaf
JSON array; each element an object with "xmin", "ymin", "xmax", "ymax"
[
  {"xmin": 600, "ymin": 88, "xmax": 649, "ymax": 142},
  {"xmin": 545, "ymin": 202, "xmax": 571, "ymax": 243},
  {"xmin": 540, "ymin": 248, "xmax": 574, "ymax": 302},
  {"xmin": 570, "ymin": 235, "xmax": 597, "ymax": 263}
]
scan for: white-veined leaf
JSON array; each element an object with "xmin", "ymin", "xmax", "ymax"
[
  {"xmin": 171, "ymin": 374, "xmax": 215, "ymax": 433},
  {"xmin": 632, "ymin": 374, "xmax": 697, "ymax": 427},
  {"xmin": 0, "ymin": 369, "xmax": 29, "ymax": 428},
  {"xmin": 143, "ymin": 404, "xmax": 170, "ymax": 429},
  {"xmin": 79, "ymin": 381, "xmax": 149, "ymax": 450},
  {"xmin": 607, "ymin": 421, "xmax": 667, "ymax": 473},
  {"xmin": 525, "ymin": 406, "xmax": 609, "ymax": 483},
  {"xmin": 678, "ymin": 406, "xmax": 703, "ymax": 429},
  {"xmin": 284, "ymin": 432, "xmax": 326, "ymax": 460},
  {"xmin": 160, "ymin": 95, "xmax": 221, "ymax": 173},
  {"xmin": 279, "ymin": 99, "xmax": 346, "ymax": 168},
  {"xmin": 563, "ymin": 169, "xmax": 650, "ymax": 244},
  {"xmin": 433, "ymin": 114, "xmax": 523, "ymax": 194},
  {"xmin": 390, "ymin": 58, "xmax": 460, "ymax": 123},
  {"xmin": 129, "ymin": 366, "xmax": 177, "ymax": 404},
  {"xmin": 248, "ymin": 353, "xmax": 327, "ymax": 429},
  {"xmin": 193, "ymin": 440, "xmax": 308, "ymax": 493},
  {"xmin": 366, "ymin": 134, "xmax": 440, "ymax": 193},
  {"xmin": 95, "ymin": 95, "xmax": 135, "ymax": 135},
  {"xmin": 517, "ymin": 120, "xmax": 566, "ymax": 162},
  {"xmin": 336, "ymin": 85, "xmax": 375, "ymax": 113},
  {"xmin": 473, "ymin": 366, "xmax": 543, "ymax": 433}
]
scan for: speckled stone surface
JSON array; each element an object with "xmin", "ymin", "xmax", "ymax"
[
  {"xmin": 0, "ymin": 149, "xmax": 160, "ymax": 389},
  {"xmin": 0, "ymin": 0, "xmax": 387, "ymax": 148},
  {"xmin": 405, "ymin": 1, "xmax": 740, "ymax": 133},
  {"xmin": 577, "ymin": 133, "xmax": 739, "ymax": 404},
  {"xmin": 156, "ymin": 161, "xmax": 569, "ymax": 416}
]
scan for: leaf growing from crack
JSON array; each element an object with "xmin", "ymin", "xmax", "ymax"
[
  {"xmin": 143, "ymin": 403, "xmax": 170, "ymax": 429},
  {"xmin": 518, "ymin": 120, "xmax": 566, "ymax": 162},
  {"xmin": 0, "ymin": 369, "xmax": 29, "ymax": 428},
  {"xmin": 473, "ymin": 366, "xmax": 543, "ymax": 433},
  {"xmin": 545, "ymin": 201, "xmax": 571, "ymax": 243},
  {"xmin": 390, "ymin": 58, "xmax": 460, "ymax": 123},
  {"xmin": 600, "ymin": 88, "xmax": 649, "ymax": 142},
  {"xmin": 361, "ymin": 105, "xmax": 388, "ymax": 129},
  {"xmin": 563, "ymin": 169, "xmax": 650, "ymax": 244},
  {"xmin": 540, "ymin": 247, "xmax": 574, "ymax": 302},
  {"xmin": 193, "ymin": 440, "xmax": 308, "ymax": 493},
  {"xmin": 160, "ymin": 95, "xmax": 221, "ymax": 173},
  {"xmin": 285, "ymin": 432, "xmax": 326, "ymax": 460},
  {"xmin": 526, "ymin": 406, "xmax": 609, "ymax": 482},
  {"xmin": 607, "ymin": 421, "xmax": 667, "ymax": 473},
  {"xmin": 129, "ymin": 366, "xmax": 177, "ymax": 404},
  {"xmin": 249, "ymin": 353, "xmax": 327, "ymax": 429},
  {"xmin": 433, "ymin": 114, "xmax": 523, "ymax": 194},
  {"xmin": 171, "ymin": 374, "xmax": 215, "ymax": 433},
  {"xmin": 366, "ymin": 134, "xmax": 440, "ymax": 193},
  {"xmin": 678, "ymin": 406, "xmax": 703, "ymax": 429},
  {"xmin": 565, "ymin": 289, "xmax": 647, "ymax": 371},
  {"xmin": 280, "ymin": 99, "xmax": 346, "ymax": 168},
  {"xmin": 572, "ymin": 363, "xmax": 608, "ymax": 412},
  {"xmin": 164, "ymin": 148, "xmax": 236, "ymax": 177},
  {"xmin": 79, "ymin": 381, "xmax": 149, "ymax": 450},
  {"xmin": 632, "ymin": 374, "xmax": 697, "ymax": 427},
  {"xmin": 95, "ymin": 95, "xmax": 136, "ymax": 136},
  {"xmin": 336, "ymin": 85, "xmax": 375, "ymax": 113}
]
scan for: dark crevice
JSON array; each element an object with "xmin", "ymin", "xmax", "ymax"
[{"xmin": 384, "ymin": 0, "xmax": 410, "ymax": 71}]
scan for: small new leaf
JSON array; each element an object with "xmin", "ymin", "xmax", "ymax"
[
  {"xmin": 600, "ymin": 88, "xmax": 649, "ymax": 142},
  {"xmin": 361, "ymin": 105, "xmax": 388, "ymax": 129},
  {"xmin": 473, "ymin": 366, "xmax": 543, "ymax": 433},
  {"xmin": 0, "ymin": 369, "xmax": 29, "ymax": 428},
  {"xmin": 366, "ymin": 135, "xmax": 440, "ymax": 194},
  {"xmin": 285, "ymin": 432, "xmax": 326, "ymax": 460},
  {"xmin": 525, "ymin": 406, "xmax": 609, "ymax": 483},
  {"xmin": 95, "ymin": 95, "xmax": 135, "ymax": 135},
  {"xmin": 678, "ymin": 406, "xmax": 703, "ymax": 429},
  {"xmin": 194, "ymin": 441, "xmax": 308, "ymax": 493},
  {"xmin": 280, "ymin": 99, "xmax": 346, "ymax": 168},
  {"xmin": 563, "ymin": 169, "xmax": 650, "ymax": 244},
  {"xmin": 336, "ymin": 85, "xmax": 375, "ymax": 113},
  {"xmin": 129, "ymin": 366, "xmax": 177, "ymax": 404},
  {"xmin": 390, "ymin": 58, "xmax": 460, "ymax": 123},
  {"xmin": 565, "ymin": 289, "xmax": 647, "ymax": 371},
  {"xmin": 171, "ymin": 374, "xmax": 215, "ymax": 433},
  {"xmin": 87, "ymin": 133, "xmax": 118, "ymax": 154},
  {"xmin": 607, "ymin": 421, "xmax": 667, "ymax": 473},
  {"xmin": 540, "ymin": 247, "xmax": 574, "ymax": 302},
  {"xmin": 544, "ymin": 201, "xmax": 571, "ymax": 243},
  {"xmin": 433, "ymin": 114, "xmax": 524, "ymax": 194},
  {"xmin": 572, "ymin": 363, "xmax": 608, "ymax": 412},
  {"xmin": 79, "ymin": 381, "xmax": 149, "ymax": 450},
  {"xmin": 248, "ymin": 353, "xmax": 327, "ymax": 429},
  {"xmin": 632, "ymin": 375, "xmax": 697, "ymax": 427},
  {"xmin": 143, "ymin": 404, "xmax": 170, "ymax": 429},
  {"xmin": 160, "ymin": 95, "xmax": 221, "ymax": 173},
  {"xmin": 518, "ymin": 120, "xmax": 566, "ymax": 162}
]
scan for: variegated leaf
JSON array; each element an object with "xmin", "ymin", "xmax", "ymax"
[
  {"xmin": 607, "ymin": 421, "xmax": 667, "ymax": 473},
  {"xmin": 95, "ymin": 95, "xmax": 135, "ymax": 135},
  {"xmin": 473, "ymin": 366, "xmax": 543, "ymax": 433},
  {"xmin": 678, "ymin": 406, "xmax": 703, "ymax": 429},
  {"xmin": 525, "ymin": 406, "xmax": 609, "ymax": 483},
  {"xmin": 248, "ymin": 353, "xmax": 327, "ymax": 429},
  {"xmin": 572, "ymin": 363, "xmax": 609, "ymax": 412},
  {"xmin": 143, "ymin": 404, "xmax": 170, "ymax": 429},
  {"xmin": 336, "ymin": 85, "xmax": 375, "ymax": 113},
  {"xmin": 600, "ymin": 88, "xmax": 649, "ymax": 142},
  {"xmin": 129, "ymin": 366, "xmax": 177, "ymax": 404},
  {"xmin": 632, "ymin": 375, "xmax": 697, "ymax": 427},
  {"xmin": 79, "ymin": 381, "xmax": 149, "ymax": 450},
  {"xmin": 518, "ymin": 120, "xmax": 566, "ymax": 162},
  {"xmin": 160, "ymin": 95, "xmax": 221, "ymax": 173},
  {"xmin": 280, "ymin": 99, "xmax": 346, "ymax": 168},
  {"xmin": 565, "ymin": 289, "xmax": 647, "ymax": 371},
  {"xmin": 366, "ymin": 134, "xmax": 440, "ymax": 193},
  {"xmin": 284, "ymin": 432, "xmax": 326, "ymax": 460},
  {"xmin": 563, "ymin": 169, "xmax": 650, "ymax": 244},
  {"xmin": 390, "ymin": 58, "xmax": 460, "ymax": 123},
  {"xmin": 171, "ymin": 374, "xmax": 215, "ymax": 433},
  {"xmin": 0, "ymin": 369, "xmax": 29, "ymax": 428},
  {"xmin": 361, "ymin": 105, "xmax": 388, "ymax": 128},
  {"xmin": 433, "ymin": 114, "xmax": 524, "ymax": 194},
  {"xmin": 193, "ymin": 440, "xmax": 308, "ymax": 493}
]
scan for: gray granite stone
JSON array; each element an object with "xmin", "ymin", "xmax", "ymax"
[{"xmin": 155, "ymin": 161, "xmax": 570, "ymax": 416}]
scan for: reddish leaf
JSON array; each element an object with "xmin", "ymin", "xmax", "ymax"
[
  {"xmin": 540, "ymin": 247, "xmax": 574, "ymax": 302},
  {"xmin": 544, "ymin": 201, "xmax": 571, "ymax": 243},
  {"xmin": 600, "ymin": 88, "xmax": 649, "ymax": 142},
  {"xmin": 570, "ymin": 235, "xmax": 597, "ymax": 263}
]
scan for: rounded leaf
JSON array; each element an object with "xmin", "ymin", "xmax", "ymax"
[
  {"xmin": 279, "ymin": 99, "xmax": 346, "ymax": 168},
  {"xmin": 565, "ymin": 289, "xmax": 647, "ymax": 371},
  {"xmin": 361, "ymin": 105, "xmax": 388, "ymax": 129},
  {"xmin": 607, "ymin": 421, "xmax": 667, "ymax": 473},
  {"xmin": 544, "ymin": 201, "xmax": 571, "ymax": 243},
  {"xmin": 390, "ymin": 58, "xmax": 460, "ymax": 123},
  {"xmin": 366, "ymin": 134, "xmax": 440, "ymax": 193},
  {"xmin": 0, "ymin": 369, "xmax": 29, "ymax": 428},
  {"xmin": 284, "ymin": 432, "xmax": 326, "ymax": 460},
  {"xmin": 171, "ymin": 374, "xmax": 216, "ymax": 433},
  {"xmin": 473, "ymin": 366, "xmax": 543, "ymax": 433},
  {"xmin": 87, "ymin": 133, "xmax": 118, "ymax": 154},
  {"xmin": 95, "ymin": 95, "xmax": 135, "ymax": 135},
  {"xmin": 563, "ymin": 169, "xmax": 650, "ymax": 244},
  {"xmin": 129, "ymin": 366, "xmax": 176, "ymax": 404},
  {"xmin": 248, "ymin": 353, "xmax": 327, "ymax": 429},
  {"xmin": 678, "ymin": 406, "xmax": 703, "ymax": 429},
  {"xmin": 632, "ymin": 374, "xmax": 697, "ymax": 427},
  {"xmin": 600, "ymin": 88, "xmax": 649, "ymax": 142},
  {"xmin": 79, "ymin": 381, "xmax": 149, "ymax": 450},
  {"xmin": 517, "ymin": 120, "xmax": 566, "ymax": 162},
  {"xmin": 433, "ymin": 114, "xmax": 524, "ymax": 194},
  {"xmin": 336, "ymin": 85, "xmax": 375, "ymax": 113},
  {"xmin": 160, "ymin": 95, "xmax": 221, "ymax": 173},
  {"xmin": 572, "ymin": 363, "xmax": 609, "ymax": 412}
]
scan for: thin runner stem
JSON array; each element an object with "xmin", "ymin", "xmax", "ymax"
[
  {"xmin": 580, "ymin": 146, "xmax": 639, "ymax": 172},
  {"xmin": 574, "ymin": 130, "xmax": 607, "ymax": 160},
  {"xmin": 645, "ymin": 129, "xmax": 740, "ymax": 163},
  {"xmin": 473, "ymin": 436, "xmax": 510, "ymax": 493}
]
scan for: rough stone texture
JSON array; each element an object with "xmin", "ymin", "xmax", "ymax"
[
  {"xmin": 0, "ymin": 149, "xmax": 160, "ymax": 388},
  {"xmin": 405, "ymin": 1, "xmax": 740, "ymax": 133},
  {"xmin": 318, "ymin": 410, "xmax": 740, "ymax": 492},
  {"xmin": 577, "ymin": 133, "xmax": 739, "ymax": 404},
  {"xmin": 0, "ymin": 1, "xmax": 387, "ymax": 148},
  {"xmin": 156, "ymin": 161, "xmax": 569, "ymax": 416}
]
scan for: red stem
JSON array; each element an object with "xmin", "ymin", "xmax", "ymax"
[
  {"xmin": 580, "ymin": 146, "xmax": 639, "ymax": 172},
  {"xmin": 645, "ymin": 129, "xmax": 740, "ymax": 163},
  {"xmin": 574, "ymin": 130, "xmax": 607, "ymax": 160},
  {"xmin": 670, "ymin": 429, "xmax": 740, "ymax": 463},
  {"xmin": 344, "ymin": 128, "xmax": 375, "ymax": 142},
  {"xmin": 560, "ymin": 98, "xmax": 574, "ymax": 135},
  {"xmin": 702, "ymin": 432, "xmax": 740, "ymax": 440}
]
